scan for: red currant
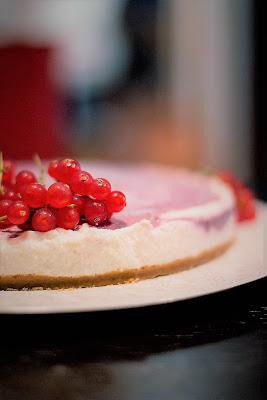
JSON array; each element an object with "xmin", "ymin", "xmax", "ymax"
[
  {"xmin": 56, "ymin": 207, "xmax": 80, "ymax": 230},
  {"xmin": 56, "ymin": 158, "xmax": 81, "ymax": 183},
  {"xmin": 69, "ymin": 171, "xmax": 93, "ymax": 195},
  {"xmin": 47, "ymin": 182, "xmax": 72, "ymax": 208},
  {"xmin": 48, "ymin": 160, "xmax": 60, "ymax": 180},
  {"xmin": 16, "ymin": 171, "xmax": 37, "ymax": 195},
  {"xmin": 71, "ymin": 194, "xmax": 87, "ymax": 215},
  {"xmin": 89, "ymin": 178, "xmax": 111, "ymax": 200},
  {"xmin": 16, "ymin": 170, "xmax": 36, "ymax": 187},
  {"xmin": 21, "ymin": 183, "xmax": 47, "ymax": 208},
  {"xmin": 0, "ymin": 199, "xmax": 13, "ymax": 226},
  {"xmin": 32, "ymin": 208, "xmax": 56, "ymax": 232},
  {"xmin": 84, "ymin": 200, "xmax": 108, "ymax": 226},
  {"xmin": 2, "ymin": 160, "xmax": 15, "ymax": 184},
  {"xmin": 105, "ymin": 191, "xmax": 126, "ymax": 213},
  {"xmin": 7, "ymin": 201, "xmax": 30, "ymax": 225}
]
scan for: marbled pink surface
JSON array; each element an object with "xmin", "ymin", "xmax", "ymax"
[
  {"xmin": 1, "ymin": 162, "xmax": 233, "ymax": 233},
  {"xmin": 83, "ymin": 163, "xmax": 231, "ymax": 229}
]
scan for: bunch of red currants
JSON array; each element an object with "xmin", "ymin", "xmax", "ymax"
[{"xmin": 0, "ymin": 158, "xmax": 126, "ymax": 232}]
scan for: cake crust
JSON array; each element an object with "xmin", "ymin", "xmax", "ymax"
[{"xmin": 0, "ymin": 239, "xmax": 234, "ymax": 290}]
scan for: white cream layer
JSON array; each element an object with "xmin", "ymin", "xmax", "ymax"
[{"xmin": 0, "ymin": 177, "xmax": 236, "ymax": 277}]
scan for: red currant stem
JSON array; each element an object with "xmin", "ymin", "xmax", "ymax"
[
  {"xmin": 67, "ymin": 204, "xmax": 76, "ymax": 208},
  {"xmin": 32, "ymin": 153, "xmax": 45, "ymax": 185},
  {"xmin": 0, "ymin": 215, "xmax": 7, "ymax": 221}
]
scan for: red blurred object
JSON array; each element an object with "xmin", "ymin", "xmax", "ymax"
[
  {"xmin": 216, "ymin": 170, "xmax": 256, "ymax": 222},
  {"xmin": 2, "ymin": 160, "xmax": 15, "ymax": 184},
  {"xmin": 236, "ymin": 187, "xmax": 256, "ymax": 222},
  {"xmin": 216, "ymin": 170, "xmax": 243, "ymax": 191},
  {"xmin": 0, "ymin": 44, "xmax": 64, "ymax": 159}
]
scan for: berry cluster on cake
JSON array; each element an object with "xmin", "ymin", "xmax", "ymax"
[{"xmin": 0, "ymin": 156, "xmax": 256, "ymax": 290}]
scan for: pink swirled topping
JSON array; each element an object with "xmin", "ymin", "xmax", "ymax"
[{"xmin": 84, "ymin": 163, "xmax": 228, "ymax": 229}]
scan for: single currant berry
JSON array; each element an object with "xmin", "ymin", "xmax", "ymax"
[
  {"xmin": 105, "ymin": 191, "xmax": 126, "ymax": 213},
  {"xmin": 48, "ymin": 159, "xmax": 60, "ymax": 180},
  {"xmin": 21, "ymin": 182, "xmax": 47, "ymax": 208},
  {"xmin": 7, "ymin": 201, "xmax": 30, "ymax": 225},
  {"xmin": 0, "ymin": 199, "xmax": 13, "ymax": 226},
  {"xmin": 56, "ymin": 207, "xmax": 80, "ymax": 230},
  {"xmin": 84, "ymin": 199, "xmax": 108, "ymax": 226},
  {"xmin": 56, "ymin": 158, "xmax": 81, "ymax": 183},
  {"xmin": 2, "ymin": 160, "xmax": 15, "ymax": 184},
  {"xmin": 16, "ymin": 170, "xmax": 36, "ymax": 187},
  {"xmin": 32, "ymin": 208, "xmax": 56, "ymax": 232},
  {"xmin": 69, "ymin": 171, "xmax": 93, "ymax": 195},
  {"xmin": 71, "ymin": 194, "xmax": 87, "ymax": 215},
  {"xmin": 47, "ymin": 182, "xmax": 72, "ymax": 208},
  {"xmin": 89, "ymin": 178, "xmax": 111, "ymax": 200}
]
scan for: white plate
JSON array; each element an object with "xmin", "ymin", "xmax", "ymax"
[{"xmin": 0, "ymin": 204, "xmax": 265, "ymax": 314}]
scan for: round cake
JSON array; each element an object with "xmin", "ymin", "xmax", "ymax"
[{"xmin": 0, "ymin": 163, "xmax": 236, "ymax": 289}]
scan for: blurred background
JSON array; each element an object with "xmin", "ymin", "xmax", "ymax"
[{"xmin": 0, "ymin": 0, "xmax": 266, "ymax": 198}]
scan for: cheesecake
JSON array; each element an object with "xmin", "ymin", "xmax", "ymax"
[{"xmin": 0, "ymin": 163, "xmax": 236, "ymax": 289}]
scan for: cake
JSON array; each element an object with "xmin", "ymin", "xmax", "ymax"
[{"xmin": 0, "ymin": 162, "xmax": 237, "ymax": 290}]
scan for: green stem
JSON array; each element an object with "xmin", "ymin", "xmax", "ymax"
[{"xmin": 33, "ymin": 153, "xmax": 45, "ymax": 185}]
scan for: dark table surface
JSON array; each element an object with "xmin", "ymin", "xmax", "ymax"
[{"xmin": 0, "ymin": 278, "xmax": 266, "ymax": 400}]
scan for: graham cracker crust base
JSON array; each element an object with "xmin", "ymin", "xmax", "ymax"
[{"xmin": 0, "ymin": 239, "xmax": 234, "ymax": 290}]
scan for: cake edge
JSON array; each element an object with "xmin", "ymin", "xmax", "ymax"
[{"xmin": 0, "ymin": 238, "xmax": 234, "ymax": 290}]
